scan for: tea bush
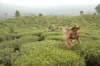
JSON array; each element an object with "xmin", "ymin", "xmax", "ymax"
[
  {"xmin": 46, "ymin": 35, "xmax": 63, "ymax": 41},
  {"xmin": 73, "ymin": 40, "xmax": 100, "ymax": 66},
  {"xmin": 43, "ymin": 32, "xmax": 61, "ymax": 37},
  {"xmin": 13, "ymin": 40, "xmax": 85, "ymax": 66}
]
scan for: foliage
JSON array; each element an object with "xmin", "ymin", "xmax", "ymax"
[
  {"xmin": 95, "ymin": 4, "xmax": 100, "ymax": 13},
  {"xmin": 39, "ymin": 13, "xmax": 43, "ymax": 16},
  {"xmin": 46, "ymin": 35, "xmax": 63, "ymax": 41},
  {"xmin": 0, "ymin": 15, "xmax": 100, "ymax": 66},
  {"xmin": 72, "ymin": 40, "xmax": 100, "ymax": 66},
  {"xmin": 80, "ymin": 11, "xmax": 84, "ymax": 14},
  {"xmin": 8, "ymin": 25, "xmax": 15, "ymax": 33},
  {"xmin": 15, "ymin": 10, "xmax": 20, "ymax": 17},
  {"xmin": 13, "ymin": 40, "xmax": 85, "ymax": 66}
]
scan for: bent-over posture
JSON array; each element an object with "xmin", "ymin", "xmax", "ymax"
[{"xmin": 66, "ymin": 24, "xmax": 82, "ymax": 49}]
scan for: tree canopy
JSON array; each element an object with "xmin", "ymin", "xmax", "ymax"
[
  {"xmin": 39, "ymin": 13, "xmax": 43, "ymax": 16},
  {"xmin": 80, "ymin": 11, "xmax": 84, "ymax": 14},
  {"xmin": 15, "ymin": 10, "xmax": 20, "ymax": 17},
  {"xmin": 95, "ymin": 4, "xmax": 100, "ymax": 13}
]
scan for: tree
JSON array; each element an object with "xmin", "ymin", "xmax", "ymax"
[
  {"xmin": 15, "ymin": 10, "xmax": 20, "ymax": 17},
  {"xmin": 4, "ymin": 13, "xmax": 7, "ymax": 19},
  {"xmin": 80, "ymin": 11, "xmax": 84, "ymax": 15},
  {"xmin": 93, "ymin": 13, "xmax": 96, "ymax": 15},
  {"xmin": 95, "ymin": 4, "xmax": 100, "ymax": 13},
  {"xmin": 39, "ymin": 13, "xmax": 43, "ymax": 16}
]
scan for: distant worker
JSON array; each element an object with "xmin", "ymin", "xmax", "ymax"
[
  {"xmin": 61, "ymin": 25, "xmax": 67, "ymax": 40},
  {"xmin": 61, "ymin": 24, "xmax": 70, "ymax": 41},
  {"xmin": 66, "ymin": 24, "xmax": 82, "ymax": 49},
  {"xmin": 49, "ymin": 24, "xmax": 56, "ymax": 31}
]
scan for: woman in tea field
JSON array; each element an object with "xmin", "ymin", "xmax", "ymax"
[{"xmin": 66, "ymin": 24, "xmax": 82, "ymax": 49}]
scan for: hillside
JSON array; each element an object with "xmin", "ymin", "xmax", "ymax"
[{"xmin": 0, "ymin": 15, "xmax": 100, "ymax": 66}]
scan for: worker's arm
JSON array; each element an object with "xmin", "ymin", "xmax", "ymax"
[{"xmin": 66, "ymin": 31, "xmax": 74, "ymax": 46}]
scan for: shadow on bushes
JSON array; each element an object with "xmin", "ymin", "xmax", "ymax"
[{"xmin": 73, "ymin": 42, "xmax": 100, "ymax": 66}]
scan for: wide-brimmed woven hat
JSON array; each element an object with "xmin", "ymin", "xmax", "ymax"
[{"xmin": 71, "ymin": 24, "xmax": 80, "ymax": 29}]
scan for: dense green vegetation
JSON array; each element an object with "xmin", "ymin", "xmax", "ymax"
[{"xmin": 0, "ymin": 14, "xmax": 100, "ymax": 66}]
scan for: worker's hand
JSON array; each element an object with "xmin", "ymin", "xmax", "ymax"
[
  {"xmin": 79, "ymin": 41, "xmax": 82, "ymax": 45},
  {"xmin": 79, "ymin": 43, "xmax": 82, "ymax": 46},
  {"xmin": 71, "ymin": 44, "xmax": 74, "ymax": 46}
]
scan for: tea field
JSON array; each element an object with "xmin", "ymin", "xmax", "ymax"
[{"xmin": 0, "ymin": 14, "xmax": 100, "ymax": 66}]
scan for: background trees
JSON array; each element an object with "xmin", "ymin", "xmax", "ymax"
[{"xmin": 15, "ymin": 10, "xmax": 20, "ymax": 17}]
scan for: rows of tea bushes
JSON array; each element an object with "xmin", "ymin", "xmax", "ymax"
[
  {"xmin": 0, "ymin": 14, "xmax": 100, "ymax": 66},
  {"xmin": 13, "ymin": 40, "xmax": 85, "ymax": 66}
]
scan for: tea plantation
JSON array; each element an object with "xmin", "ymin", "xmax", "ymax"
[{"xmin": 0, "ymin": 14, "xmax": 100, "ymax": 66}]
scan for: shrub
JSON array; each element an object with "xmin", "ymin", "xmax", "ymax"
[
  {"xmin": 17, "ymin": 31, "xmax": 43, "ymax": 37},
  {"xmin": 0, "ymin": 36, "xmax": 6, "ymax": 42},
  {"xmin": 8, "ymin": 25, "xmax": 15, "ymax": 33},
  {"xmin": 73, "ymin": 41, "xmax": 100, "ymax": 66},
  {"xmin": 19, "ymin": 35, "xmax": 40, "ymax": 42},
  {"xmin": 84, "ymin": 42, "xmax": 100, "ymax": 66},
  {"xmin": 0, "ymin": 33, "xmax": 20, "ymax": 42},
  {"xmin": 46, "ymin": 35, "xmax": 63, "ymax": 41},
  {"xmin": 14, "ymin": 50, "xmax": 85, "ymax": 66},
  {"xmin": 43, "ymin": 32, "xmax": 61, "ymax": 37},
  {"xmin": 0, "ymin": 58, "xmax": 3, "ymax": 64},
  {"xmin": 13, "ymin": 40, "xmax": 85, "ymax": 66},
  {"xmin": 0, "ymin": 35, "xmax": 40, "ymax": 58},
  {"xmin": 0, "ymin": 64, "xmax": 3, "ymax": 66}
]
